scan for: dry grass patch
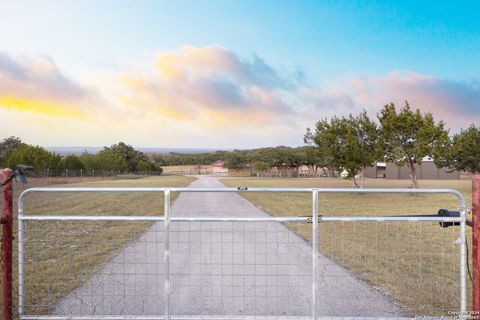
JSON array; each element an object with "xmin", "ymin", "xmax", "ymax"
[
  {"xmin": 221, "ymin": 177, "xmax": 472, "ymax": 316},
  {"xmin": 162, "ymin": 165, "xmax": 211, "ymax": 174},
  {"xmin": 2, "ymin": 175, "xmax": 195, "ymax": 316}
]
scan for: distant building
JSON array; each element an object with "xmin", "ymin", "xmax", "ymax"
[
  {"xmin": 365, "ymin": 162, "xmax": 387, "ymax": 178},
  {"xmin": 385, "ymin": 160, "xmax": 459, "ymax": 179},
  {"xmin": 365, "ymin": 158, "xmax": 459, "ymax": 180}
]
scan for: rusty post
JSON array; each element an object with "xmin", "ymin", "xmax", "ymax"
[
  {"xmin": 1, "ymin": 168, "xmax": 13, "ymax": 320},
  {"xmin": 473, "ymin": 175, "xmax": 480, "ymax": 312}
]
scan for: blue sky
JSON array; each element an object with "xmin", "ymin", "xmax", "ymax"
[{"xmin": 0, "ymin": 1, "xmax": 479, "ymax": 148}]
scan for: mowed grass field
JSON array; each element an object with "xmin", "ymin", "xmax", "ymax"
[
  {"xmin": 1, "ymin": 175, "xmax": 195, "ymax": 316},
  {"xmin": 221, "ymin": 177, "xmax": 473, "ymax": 316}
]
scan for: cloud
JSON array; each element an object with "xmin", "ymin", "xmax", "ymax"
[
  {"xmin": 0, "ymin": 52, "xmax": 106, "ymax": 119},
  {"xmin": 1, "ymin": 47, "xmax": 479, "ymax": 147},
  {"xmin": 117, "ymin": 45, "xmax": 298, "ymax": 130},
  {"xmin": 0, "ymin": 52, "xmax": 86, "ymax": 101},
  {"xmin": 0, "ymin": 46, "xmax": 306, "ymax": 147},
  {"xmin": 305, "ymin": 71, "xmax": 480, "ymax": 130}
]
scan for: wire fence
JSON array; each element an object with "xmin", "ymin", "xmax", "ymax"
[
  {"xmin": 13, "ymin": 187, "xmax": 469, "ymax": 319},
  {"xmin": 16, "ymin": 169, "xmax": 163, "ymax": 188},
  {"xmin": 317, "ymin": 220, "xmax": 461, "ymax": 317}
]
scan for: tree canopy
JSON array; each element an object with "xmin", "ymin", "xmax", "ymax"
[
  {"xmin": 5, "ymin": 144, "xmax": 61, "ymax": 170},
  {"xmin": 437, "ymin": 125, "xmax": 480, "ymax": 174},
  {"xmin": 378, "ymin": 102, "xmax": 449, "ymax": 188},
  {"xmin": 1, "ymin": 140, "xmax": 162, "ymax": 175},
  {"xmin": 0, "ymin": 136, "xmax": 25, "ymax": 166},
  {"xmin": 305, "ymin": 111, "xmax": 380, "ymax": 187}
]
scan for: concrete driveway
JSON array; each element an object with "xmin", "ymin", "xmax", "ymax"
[{"xmin": 53, "ymin": 176, "xmax": 402, "ymax": 317}]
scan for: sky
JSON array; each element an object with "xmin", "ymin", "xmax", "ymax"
[{"xmin": 0, "ymin": 0, "xmax": 479, "ymax": 149}]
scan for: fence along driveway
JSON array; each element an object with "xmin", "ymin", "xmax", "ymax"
[{"xmin": 17, "ymin": 176, "xmax": 467, "ymax": 319}]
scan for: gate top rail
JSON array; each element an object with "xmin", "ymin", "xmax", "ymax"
[{"xmin": 18, "ymin": 187, "xmax": 466, "ymax": 208}]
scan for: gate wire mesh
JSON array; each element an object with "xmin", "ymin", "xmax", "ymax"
[
  {"xmin": 16, "ymin": 187, "xmax": 468, "ymax": 320},
  {"xmin": 23, "ymin": 220, "xmax": 164, "ymax": 315},
  {"xmin": 21, "ymin": 220, "xmax": 311, "ymax": 317},
  {"xmin": 317, "ymin": 221, "xmax": 461, "ymax": 317},
  {"xmin": 242, "ymin": 188, "xmax": 471, "ymax": 317},
  {"xmin": 169, "ymin": 221, "xmax": 310, "ymax": 317}
]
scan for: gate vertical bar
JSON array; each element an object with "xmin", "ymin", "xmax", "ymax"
[
  {"xmin": 460, "ymin": 205, "xmax": 467, "ymax": 312},
  {"xmin": 18, "ymin": 193, "xmax": 25, "ymax": 316},
  {"xmin": 2, "ymin": 169, "xmax": 13, "ymax": 320},
  {"xmin": 473, "ymin": 175, "xmax": 480, "ymax": 311},
  {"xmin": 164, "ymin": 190, "xmax": 171, "ymax": 320},
  {"xmin": 312, "ymin": 189, "xmax": 318, "ymax": 320}
]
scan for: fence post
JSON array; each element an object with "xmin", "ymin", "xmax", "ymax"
[
  {"xmin": 1, "ymin": 168, "xmax": 14, "ymax": 320},
  {"xmin": 473, "ymin": 176, "xmax": 480, "ymax": 312}
]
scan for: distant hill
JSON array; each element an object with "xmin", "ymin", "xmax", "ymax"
[{"xmin": 45, "ymin": 146, "xmax": 228, "ymax": 156}]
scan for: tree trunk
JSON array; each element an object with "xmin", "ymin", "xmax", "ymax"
[
  {"xmin": 408, "ymin": 162, "xmax": 419, "ymax": 188},
  {"xmin": 352, "ymin": 174, "xmax": 359, "ymax": 188},
  {"xmin": 360, "ymin": 168, "xmax": 365, "ymax": 188}
]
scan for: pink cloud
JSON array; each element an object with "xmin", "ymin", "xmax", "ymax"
[
  {"xmin": 306, "ymin": 71, "xmax": 480, "ymax": 131},
  {"xmin": 118, "ymin": 45, "xmax": 298, "ymax": 128},
  {"xmin": 2, "ymin": 47, "xmax": 478, "ymax": 147},
  {"xmin": 0, "ymin": 52, "xmax": 111, "ymax": 120}
]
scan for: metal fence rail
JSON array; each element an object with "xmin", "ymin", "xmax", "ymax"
[{"xmin": 17, "ymin": 187, "xmax": 467, "ymax": 319}]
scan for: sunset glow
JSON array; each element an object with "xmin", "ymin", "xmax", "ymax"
[
  {"xmin": 0, "ymin": 97, "xmax": 87, "ymax": 119},
  {"xmin": 0, "ymin": 1, "xmax": 478, "ymax": 148}
]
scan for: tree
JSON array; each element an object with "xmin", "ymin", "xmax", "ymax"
[
  {"xmin": 135, "ymin": 160, "xmax": 162, "ymax": 173},
  {"xmin": 305, "ymin": 111, "xmax": 380, "ymax": 187},
  {"xmin": 437, "ymin": 125, "xmax": 480, "ymax": 174},
  {"xmin": 304, "ymin": 132, "xmax": 335, "ymax": 176},
  {"xmin": 252, "ymin": 161, "xmax": 270, "ymax": 171},
  {"xmin": 345, "ymin": 111, "xmax": 381, "ymax": 187},
  {"xmin": 224, "ymin": 151, "xmax": 247, "ymax": 169},
  {"xmin": 107, "ymin": 142, "xmax": 148, "ymax": 172},
  {"xmin": 0, "ymin": 136, "xmax": 25, "ymax": 166},
  {"xmin": 301, "ymin": 146, "xmax": 328, "ymax": 176},
  {"xmin": 94, "ymin": 149, "xmax": 128, "ymax": 172},
  {"xmin": 59, "ymin": 155, "xmax": 85, "ymax": 171},
  {"xmin": 378, "ymin": 102, "xmax": 449, "ymax": 188},
  {"xmin": 5, "ymin": 144, "xmax": 61, "ymax": 170},
  {"xmin": 79, "ymin": 151, "xmax": 97, "ymax": 171}
]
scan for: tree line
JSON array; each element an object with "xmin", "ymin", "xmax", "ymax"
[
  {"xmin": 305, "ymin": 102, "xmax": 480, "ymax": 188},
  {"xmin": 150, "ymin": 148, "xmax": 315, "ymax": 172},
  {"xmin": 1, "ymin": 102, "xmax": 478, "ymax": 187},
  {"xmin": 0, "ymin": 140, "xmax": 162, "ymax": 175}
]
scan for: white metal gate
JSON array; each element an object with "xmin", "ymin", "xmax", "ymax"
[{"xmin": 17, "ymin": 187, "xmax": 468, "ymax": 319}]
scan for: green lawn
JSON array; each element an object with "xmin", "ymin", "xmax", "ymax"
[{"xmin": 221, "ymin": 177, "xmax": 473, "ymax": 316}]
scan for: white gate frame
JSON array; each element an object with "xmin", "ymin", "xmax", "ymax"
[{"xmin": 18, "ymin": 187, "xmax": 467, "ymax": 320}]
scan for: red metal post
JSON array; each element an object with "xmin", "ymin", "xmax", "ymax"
[
  {"xmin": 473, "ymin": 175, "xmax": 480, "ymax": 312},
  {"xmin": 1, "ymin": 168, "xmax": 13, "ymax": 320}
]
